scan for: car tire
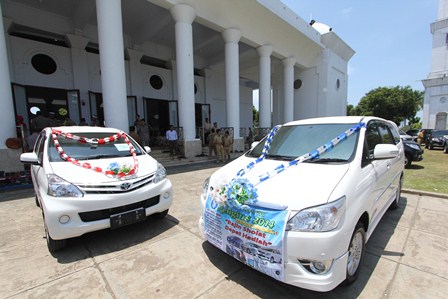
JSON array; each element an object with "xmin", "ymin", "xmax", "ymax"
[
  {"xmin": 389, "ymin": 176, "xmax": 402, "ymax": 210},
  {"xmin": 35, "ymin": 195, "xmax": 40, "ymax": 207},
  {"xmin": 44, "ymin": 218, "xmax": 66, "ymax": 252},
  {"xmin": 429, "ymin": 143, "xmax": 434, "ymax": 150},
  {"xmin": 343, "ymin": 222, "xmax": 366, "ymax": 285},
  {"xmin": 153, "ymin": 209, "xmax": 169, "ymax": 219},
  {"xmin": 444, "ymin": 143, "xmax": 448, "ymax": 154},
  {"xmin": 404, "ymin": 155, "xmax": 411, "ymax": 168}
]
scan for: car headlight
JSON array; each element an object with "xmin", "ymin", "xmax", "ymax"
[
  {"xmin": 153, "ymin": 163, "xmax": 167, "ymax": 184},
  {"xmin": 286, "ymin": 196, "xmax": 345, "ymax": 232},
  {"xmin": 201, "ymin": 177, "xmax": 211, "ymax": 204},
  {"xmin": 407, "ymin": 143, "xmax": 421, "ymax": 150},
  {"xmin": 202, "ymin": 177, "xmax": 210, "ymax": 196},
  {"xmin": 47, "ymin": 174, "xmax": 84, "ymax": 197}
]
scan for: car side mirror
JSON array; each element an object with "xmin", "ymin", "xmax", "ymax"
[
  {"xmin": 373, "ymin": 144, "xmax": 399, "ymax": 160},
  {"xmin": 250, "ymin": 141, "xmax": 259, "ymax": 149},
  {"xmin": 20, "ymin": 152, "xmax": 40, "ymax": 165},
  {"xmin": 144, "ymin": 146, "xmax": 151, "ymax": 153}
]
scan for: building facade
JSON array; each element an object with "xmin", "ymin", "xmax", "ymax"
[
  {"xmin": 422, "ymin": 0, "xmax": 448, "ymax": 129},
  {"xmin": 0, "ymin": 0, "xmax": 354, "ymax": 171}
]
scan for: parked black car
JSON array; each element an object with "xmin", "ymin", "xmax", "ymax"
[
  {"xmin": 406, "ymin": 129, "xmax": 419, "ymax": 141},
  {"xmin": 406, "ymin": 128, "xmax": 433, "ymax": 144},
  {"xmin": 426, "ymin": 130, "xmax": 448, "ymax": 150},
  {"xmin": 422, "ymin": 129, "xmax": 433, "ymax": 145},
  {"xmin": 403, "ymin": 140, "xmax": 424, "ymax": 168},
  {"xmin": 443, "ymin": 135, "xmax": 448, "ymax": 154}
]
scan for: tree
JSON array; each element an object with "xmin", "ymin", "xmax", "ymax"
[
  {"xmin": 252, "ymin": 105, "xmax": 259, "ymax": 127},
  {"xmin": 355, "ymin": 86, "xmax": 423, "ymax": 125},
  {"xmin": 347, "ymin": 104, "xmax": 361, "ymax": 116}
]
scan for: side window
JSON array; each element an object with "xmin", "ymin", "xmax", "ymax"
[
  {"xmin": 365, "ymin": 122, "xmax": 381, "ymax": 156},
  {"xmin": 387, "ymin": 123, "xmax": 401, "ymax": 145},
  {"xmin": 35, "ymin": 132, "xmax": 46, "ymax": 164},
  {"xmin": 378, "ymin": 123, "xmax": 395, "ymax": 145}
]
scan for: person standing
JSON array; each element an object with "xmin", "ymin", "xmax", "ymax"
[
  {"xmin": 417, "ymin": 130, "xmax": 424, "ymax": 145},
  {"xmin": 137, "ymin": 119, "xmax": 150, "ymax": 147},
  {"xmin": 208, "ymin": 128, "xmax": 216, "ymax": 159},
  {"xmin": 223, "ymin": 130, "xmax": 233, "ymax": 162},
  {"xmin": 166, "ymin": 125, "xmax": 179, "ymax": 159},
  {"xmin": 134, "ymin": 114, "xmax": 141, "ymax": 126},
  {"xmin": 25, "ymin": 128, "xmax": 39, "ymax": 152},
  {"xmin": 129, "ymin": 126, "xmax": 141, "ymax": 145},
  {"xmin": 31, "ymin": 111, "xmax": 50, "ymax": 132},
  {"xmin": 214, "ymin": 129, "xmax": 224, "ymax": 163},
  {"xmin": 204, "ymin": 117, "xmax": 211, "ymax": 146}
]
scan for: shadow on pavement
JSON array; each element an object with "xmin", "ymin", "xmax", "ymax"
[
  {"xmin": 51, "ymin": 214, "xmax": 180, "ymax": 264},
  {"xmin": 406, "ymin": 164, "xmax": 424, "ymax": 170},
  {"xmin": 0, "ymin": 187, "xmax": 34, "ymax": 203}
]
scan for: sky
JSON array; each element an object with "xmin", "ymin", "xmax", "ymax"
[{"xmin": 274, "ymin": 0, "xmax": 439, "ymax": 106}]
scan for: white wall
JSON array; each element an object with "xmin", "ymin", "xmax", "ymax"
[
  {"xmin": 141, "ymin": 65, "xmax": 173, "ymax": 100},
  {"xmin": 294, "ymin": 67, "xmax": 318, "ymax": 120},
  {"xmin": 10, "ymin": 37, "xmax": 72, "ymax": 88}
]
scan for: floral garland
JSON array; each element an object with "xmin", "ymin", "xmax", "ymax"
[
  {"xmin": 210, "ymin": 122, "xmax": 365, "ymax": 208},
  {"xmin": 51, "ymin": 129, "xmax": 138, "ymax": 178}
]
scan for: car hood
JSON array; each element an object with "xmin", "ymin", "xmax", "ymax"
[
  {"xmin": 48, "ymin": 154, "xmax": 158, "ymax": 184},
  {"xmin": 209, "ymin": 155, "xmax": 350, "ymax": 211}
]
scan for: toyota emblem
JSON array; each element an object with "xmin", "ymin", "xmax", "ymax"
[{"xmin": 120, "ymin": 182, "xmax": 131, "ymax": 190}]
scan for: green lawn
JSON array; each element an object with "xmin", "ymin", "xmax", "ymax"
[{"xmin": 403, "ymin": 147, "xmax": 448, "ymax": 194}]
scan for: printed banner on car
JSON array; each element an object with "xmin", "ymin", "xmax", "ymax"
[{"xmin": 204, "ymin": 196, "xmax": 289, "ymax": 282}]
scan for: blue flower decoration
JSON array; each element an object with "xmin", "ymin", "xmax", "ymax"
[{"xmin": 107, "ymin": 162, "xmax": 120, "ymax": 174}]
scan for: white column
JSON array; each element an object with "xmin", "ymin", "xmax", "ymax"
[
  {"xmin": 170, "ymin": 4, "xmax": 196, "ymax": 141},
  {"xmin": 126, "ymin": 48, "xmax": 144, "ymax": 119},
  {"xmin": 257, "ymin": 45, "xmax": 273, "ymax": 128},
  {"xmin": 66, "ymin": 34, "xmax": 90, "ymax": 122},
  {"xmin": 96, "ymin": 0, "xmax": 128, "ymax": 130},
  {"xmin": 0, "ymin": 9, "xmax": 17, "ymax": 146},
  {"xmin": 283, "ymin": 57, "xmax": 295, "ymax": 123},
  {"xmin": 222, "ymin": 28, "xmax": 241, "ymax": 138}
]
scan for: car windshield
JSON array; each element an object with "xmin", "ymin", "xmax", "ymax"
[
  {"xmin": 48, "ymin": 132, "xmax": 144, "ymax": 162},
  {"xmin": 247, "ymin": 123, "xmax": 360, "ymax": 162},
  {"xmin": 432, "ymin": 130, "xmax": 448, "ymax": 137}
]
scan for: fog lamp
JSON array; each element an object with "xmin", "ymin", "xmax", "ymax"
[
  {"xmin": 163, "ymin": 192, "xmax": 170, "ymax": 199},
  {"xmin": 59, "ymin": 215, "xmax": 70, "ymax": 224},
  {"xmin": 298, "ymin": 259, "xmax": 333, "ymax": 275}
]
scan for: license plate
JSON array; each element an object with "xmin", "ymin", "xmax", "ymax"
[{"xmin": 110, "ymin": 208, "xmax": 146, "ymax": 229}]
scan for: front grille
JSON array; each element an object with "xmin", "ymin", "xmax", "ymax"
[
  {"xmin": 79, "ymin": 195, "xmax": 160, "ymax": 222},
  {"xmin": 78, "ymin": 174, "xmax": 154, "ymax": 194}
]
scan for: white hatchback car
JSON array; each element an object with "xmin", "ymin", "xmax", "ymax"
[
  {"xmin": 21, "ymin": 126, "xmax": 173, "ymax": 252},
  {"xmin": 199, "ymin": 116, "xmax": 404, "ymax": 292}
]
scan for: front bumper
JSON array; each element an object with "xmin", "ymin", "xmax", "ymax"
[
  {"xmin": 198, "ymin": 214, "xmax": 350, "ymax": 292},
  {"xmin": 41, "ymin": 178, "xmax": 173, "ymax": 240}
]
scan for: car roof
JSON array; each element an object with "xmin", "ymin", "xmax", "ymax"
[
  {"xmin": 283, "ymin": 116, "xmax": 383, "ymax": 126},
  {"xmin": 45, "ymin": 126, "xmax": 123, "ymax": 134}
]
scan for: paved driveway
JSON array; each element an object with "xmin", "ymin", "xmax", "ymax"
[{"xmin": 1, "ymin": 166, "xmax": 448, "ymax": 298}]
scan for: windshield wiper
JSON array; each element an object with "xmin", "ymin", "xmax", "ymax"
[
  {"xmin": 84, "ymin": 154, "xmax": 122, "ymax": 160},
  {"xmin": 307, "ymin": 158, "xmax": 347, "ymax": 163},
  {"xmin": 265, "ymin": 154, "xmax": 294, "ymax": 161}
]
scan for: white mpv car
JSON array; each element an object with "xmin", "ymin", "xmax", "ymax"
[
  {"xmin": 199, "ymin": 116, "xmax": 404, "ymax": 292},
  {"xmin": 21, "ymin": 126, "xmax": 173, "ymax": 252}
]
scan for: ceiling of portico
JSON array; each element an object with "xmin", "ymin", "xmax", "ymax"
[{"xmin": 3, "ymin": 0, "xmax": 297, "ymax": 85}]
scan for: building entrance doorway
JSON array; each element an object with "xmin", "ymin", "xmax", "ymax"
[
  {"xmin": 12, "ymin": 84, "xmax": 81, "ymax": 134},
  {"xmin": 143, "ymin": 98, "xmax": 178, "ymax": 145}
]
